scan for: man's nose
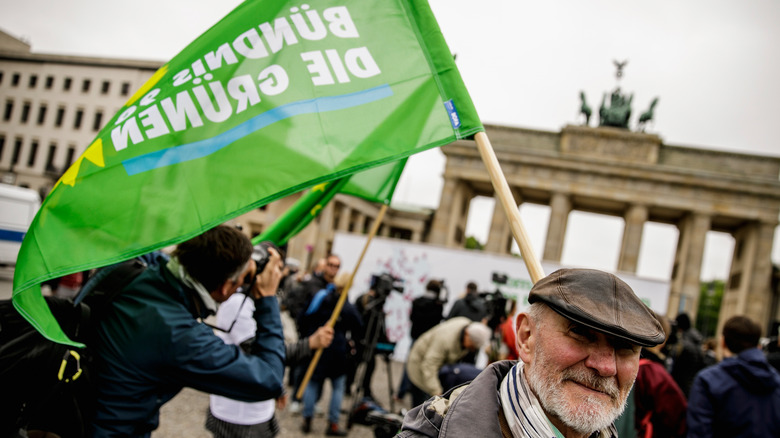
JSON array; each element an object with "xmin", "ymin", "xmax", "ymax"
[{"xmin": 584, "ymin": 343, "xmax": 617, "ymax": 377}]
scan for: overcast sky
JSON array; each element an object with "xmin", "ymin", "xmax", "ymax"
[{"xmin": 1, "ymin": 0, "xmax": 778, "ymax": 281}]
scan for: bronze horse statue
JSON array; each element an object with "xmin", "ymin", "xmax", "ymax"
[
  {"xmin": 637, "ymin": 97, "xmax": 659, "ymax": 131},
  {"xmin": 579, "ymin": 91, "xmax": 592, "ymax": 126}
]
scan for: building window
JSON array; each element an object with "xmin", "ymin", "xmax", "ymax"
[
  {"xmin": 0, "ymin": 71, "xmax": 4, "ymax": 85},
  {"xmin": 0, "ymin": 135, "xmax": 5, "ymax": 161},
  {"xmin": 11, "ymin": 138, "xmax": 23, "ymax": 166},
  {"xmin": 65, "ymin": 146, "xmax": 76, "ymax": 168},
  {"xmin": 28, "ymin": 75, "xmax": 38, "ymax": 88},
  {"xmin": 93, "ymin": 111, "xmax": 103, "ymax": 131},
  {"xmin": 45, "ymin": 75, "xmax": 54, "ymax": 89},
  {"xmin": 27, "ymin": 140, "xmax": 38, "ymax": 167},
  {"xmin": 20, "ymin": 102, "xmax": 31, "ymax": 124},
  {"xmin": 63, "ymin": 77, "xmax": 72, "ymax": 91},
  {"xmin": 11, "ymin": 73, "xmax": 20, "ymax": 86},
  {"xmin": 121, "ymin": 82, "xmax": 131, "ymax": 96},
  {"xmin": 55, "ymin": 107, "xmax": 65, "ymax": 127},
  {"xmin": 74, "ymin": 109, "xmax": 84, "ymax": 129},
  {"xmin": 101, "ymin": 80, "xmax": 110, "ymax": 95},
  {"xmin": 37, "ymin": 104, "xmax": 48, "ymax": 125},
  {"xmin": 82, "ymin": 79, "xmax": 91, "ymax": 93},
  {"xmin": 3, "ymin": 100, "xmax": 13, "ymax": 121},
  {"xmin": 45, "ymin": 143, "xmax": 57, "ymax": 171}
]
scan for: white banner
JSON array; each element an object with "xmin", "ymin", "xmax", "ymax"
[{"xmin": 333, "ymin": 232, "xmax": 670, "ymax": 362}]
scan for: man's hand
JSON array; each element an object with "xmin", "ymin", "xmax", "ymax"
[
  {"xmin": 275, "ymin": 393, "xmax": 289, "ymax": 410},
  {"xmin": 308, "ymin": 326, "xmax": 335, "ymax": 350},
  {"xmin": 251, "ymin": 247, "xmax": 283, "ymax": 299}
]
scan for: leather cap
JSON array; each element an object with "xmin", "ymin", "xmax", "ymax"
[{"xmin": 528, "ymin": 268, "xmax": 665, "ymax": 347}]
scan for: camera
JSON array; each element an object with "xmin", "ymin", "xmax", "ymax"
[
  {"xmin": 369, "ymin": 273, "xmax": 404, "ymax": 299},
  {"xmin": 251, "ymin": 241, "xmax": 283, "ymax": 275},
  {"xmin": 492, "ymin": 272, "xmax": 508, "ymax": 285}
]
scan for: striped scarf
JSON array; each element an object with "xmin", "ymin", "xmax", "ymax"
[{"xmin": 499, "ymin": 362, "xmax": 616, "ymax": 438}]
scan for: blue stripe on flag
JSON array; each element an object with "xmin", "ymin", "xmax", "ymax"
[
  {"xmin": 0, "ymin": 229, "xmax": 26, "ymax": 243},
  {"xmin": 122, "ymin": 84, "xmax": 394, "ymax": 176}
]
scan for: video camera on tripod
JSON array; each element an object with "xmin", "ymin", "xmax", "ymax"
[
  {"xmin": 348, "ymin": 273, "xmax": 405, "ymax": 433},
  {"xmin": 480, "ymin": 271, "xmax": 510, "ymax": 330},
  {"xmin": 369, "ymin": 273, "xmax": 405, "ymax": 302}
]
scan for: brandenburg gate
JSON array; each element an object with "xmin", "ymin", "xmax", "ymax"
[{"xmin": 428, "ymin": 124, "xmax": 780, "ymax": 331}]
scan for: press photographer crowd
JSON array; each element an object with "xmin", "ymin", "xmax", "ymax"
[{"xmin": 4, "ymin": 225, "xmax": 780, "ymax": 438}]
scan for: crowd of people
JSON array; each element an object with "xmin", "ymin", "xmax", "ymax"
[{"xmin": 18, "ymin": 224, "xmax": 780, "ymax": 438}]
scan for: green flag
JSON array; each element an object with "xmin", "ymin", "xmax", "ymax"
[
  {"xmin": 13, "ymin": 0, "xmax": 483, "ymax": 347},
  {"xmin": 253, "ymin": 158, "xmax": 407, "ymax": 246},
  {"xmin": 253, "ymin": 177, "xmax": 347, "ymax": 247}
]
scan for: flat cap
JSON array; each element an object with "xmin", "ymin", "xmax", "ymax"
[{"xmin": 528, "ymin": 268, "xmax": 664, "ymax": 347}]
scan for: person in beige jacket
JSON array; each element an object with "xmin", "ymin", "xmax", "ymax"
[{"xmin": 405, "ymin": 316, "xmax": 491, "ymax": 407}]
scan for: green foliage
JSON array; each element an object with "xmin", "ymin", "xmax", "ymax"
[
  {"xmin": 696, "ymin": 280, "xmax": 725, "ymax": 339},
  {"xmin": 464, "ymin": 236, "xmax": 484, "ymax": 250}
]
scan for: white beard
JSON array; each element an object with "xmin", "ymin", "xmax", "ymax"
[{"xmin": 525, "ymin": 340, "xmax": 631, "ymax": 434}]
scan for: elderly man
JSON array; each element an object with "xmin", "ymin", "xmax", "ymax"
[{"xmin": 399, "ymin": 268, "xmax": 664, "ymax": 438}]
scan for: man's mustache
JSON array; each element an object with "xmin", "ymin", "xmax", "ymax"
[{"xmin": 561, "ymin": 367, "xmax": 620, "ymax": 400}]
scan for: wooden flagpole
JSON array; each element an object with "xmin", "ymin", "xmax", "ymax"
[
  {"xmin": 474, "ymin": 131, "xmax": 545, "ymax": 283},
  {"xmin": 295, "ymin": 203, "xmax": 389, "ymax": 400}
]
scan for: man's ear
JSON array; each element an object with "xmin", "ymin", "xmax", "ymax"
[
  {"xmin": 516, "ymin": 313, "xmax": 534, "ymax": 363},
  {"xmin": 210, "ymin": 280, "xmax": 233, "ymax": 303}
]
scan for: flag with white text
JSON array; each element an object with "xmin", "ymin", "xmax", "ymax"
[{"xmin": 13, "ymin": 0, "xmax": 482, "ymax": 346}]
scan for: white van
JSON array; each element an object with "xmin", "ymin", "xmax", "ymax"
[{"xmin": 0, "ymin": 184, "xmax": 41, "ymax": 266}]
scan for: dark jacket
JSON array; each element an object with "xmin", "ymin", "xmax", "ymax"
[
  {"xmin": 91, "ymin": 259, "xmax": 285, "ymax": 437},
  {"xmin": 687, "ymin": 348, "xmax": 780, "ymax": 438},
  {"xmin": 446, "ymin": 293, "xmax": 487, "ymax": 322},
  {"xmin": 399, "ymin": 360, "xmax": 514, "ymax": 437},
  {"xmin": 410, "ymin": 293, "xmax": 444, "ymax": 340},
  {"xmin": 297, "ymin": 287, "xmax": 363, "ymax": 379}
]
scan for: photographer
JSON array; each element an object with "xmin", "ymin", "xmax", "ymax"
[{"xmin": 90, "ymin": 225, "xmax": 286, "ymax": 437}]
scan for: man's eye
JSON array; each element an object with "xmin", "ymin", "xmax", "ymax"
[
  {"xmin": 569, "ymin": 325, "xmax": 593, "ymax": 341},
  {"xmin": 614, "ymin": 341, "xmax": 640, "ymax": 354}
]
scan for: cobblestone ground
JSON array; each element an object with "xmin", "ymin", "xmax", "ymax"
[{"xmin": 153, "ymin": 359, "xmax": 411, "ymax": 438}]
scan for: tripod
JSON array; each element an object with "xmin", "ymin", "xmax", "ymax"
[{"xmin": 347, "ymin": 292, "xmax": 397, "ymax": 429}]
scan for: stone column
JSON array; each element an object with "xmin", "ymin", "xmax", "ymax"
[
  {"xmin": 618, "ymin": 204, "xmax": 648, "ymax": 273},
  {"xmin": 313, "ymin": 202, "xmax": 336, "ymax": 263},
  {"xmin": 718, "ymin": 221, "xmax": 777, "ymax": 333},
  {"xmin": 543, "ymin": 192, "xmax": 571, "ymax": 263},
  {"xmin": 485, "ymin": 191, "xmax": 520, "ymax": 254},
  {"xmin": 668, "ymin": 212, "xmax": 710, "ymax": 320},
  {"xmin": 355, "ymin": 213, "xmax": 367, "ymax": 234},
  {"xmin": 429, "ymin": 177, "xmax": 459, "ymax": 246},
  {"xmin": 337, "ymin": 204, "xmax": 351, "ymax": 232},
  {"xmin": 411, "ymin": 229, "xmax": 422, "ymax": 243}
]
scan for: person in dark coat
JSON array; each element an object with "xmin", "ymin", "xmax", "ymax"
[
  {"xmin": 297, "ymin": 272, "xmax": 363, "ymax": 436},
  {"xmin": 446, "ymin": 281, "xmax": 487, "ymax": 322},
  {"xmin": 687, "ymin": 315, "xmax": 780, "ymax": 437},
  {"xmin": 667, "ymin": 313, "xmax": 705, "ymax": 397},
  {"xmin": 410, "ymin": 280, "xmax": 446, "ymax": 340},
  {"xmin": 91, "ymin": 225, "xmax": 286, "ymax": 437}
]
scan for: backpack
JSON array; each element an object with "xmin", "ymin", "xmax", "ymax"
[{"xmin": 0, "ymin": 257, "xmax": 148, "ymax": 438}]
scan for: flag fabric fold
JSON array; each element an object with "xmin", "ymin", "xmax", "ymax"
[{"xmin": 13, "ymin": 0, "xmax": 482, "ymax": 346}]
